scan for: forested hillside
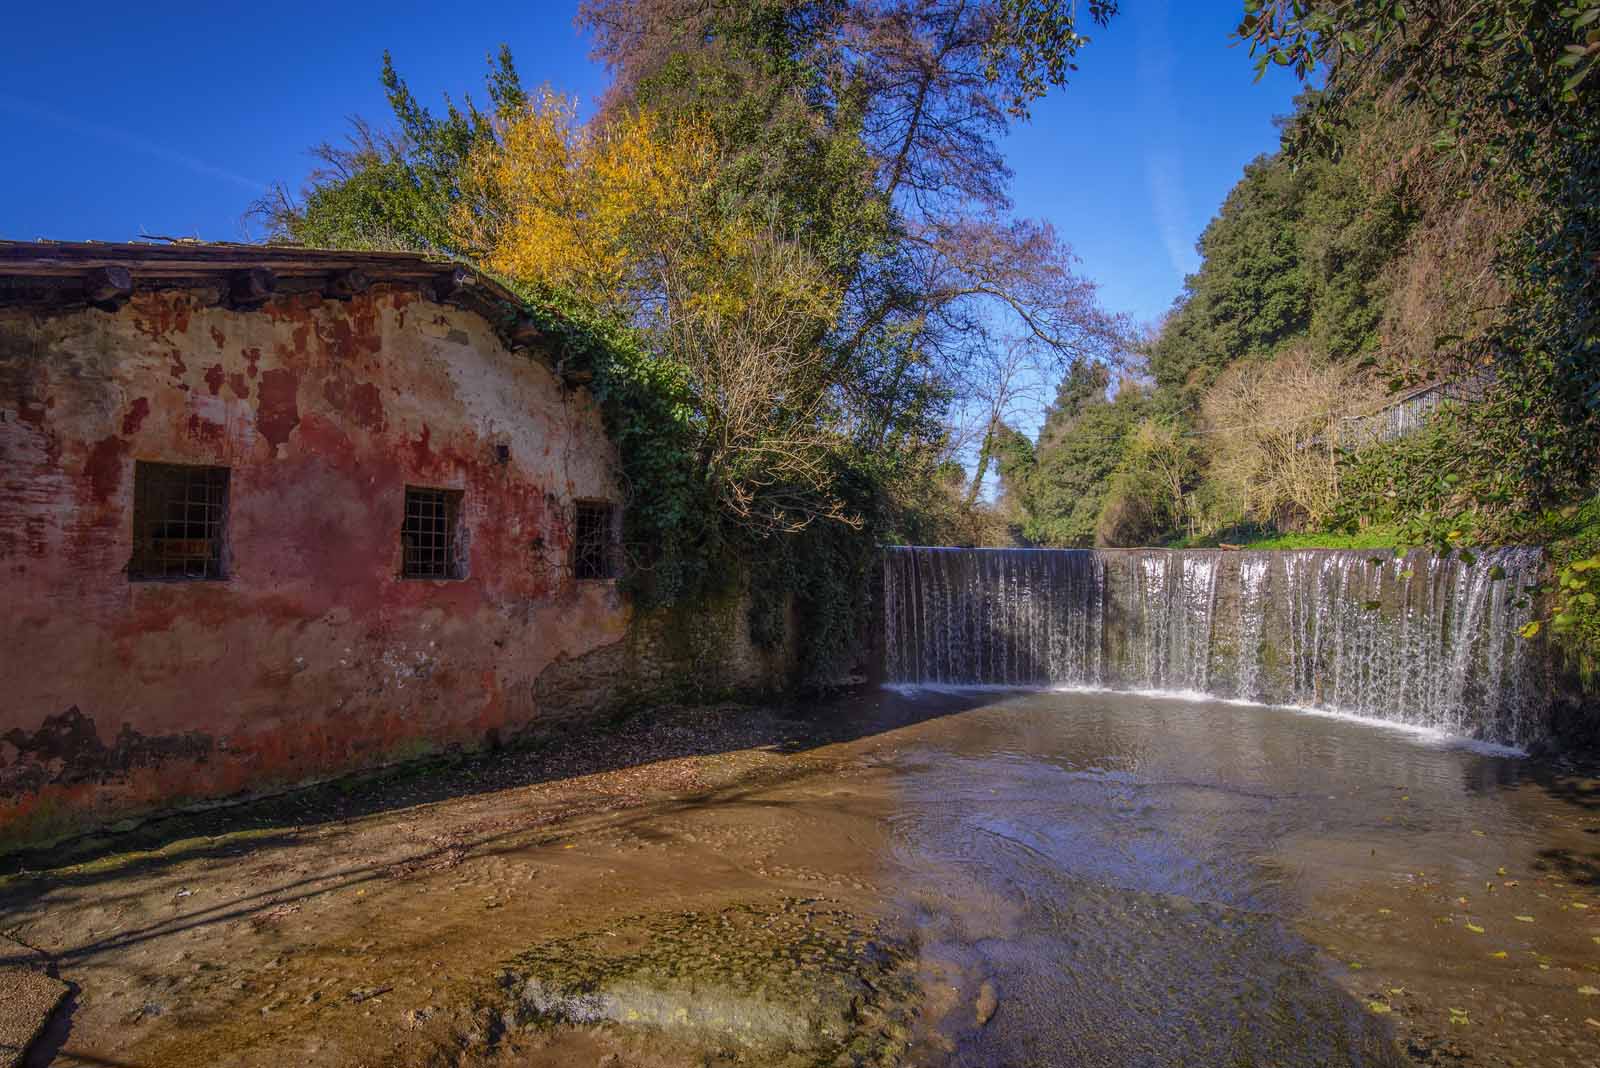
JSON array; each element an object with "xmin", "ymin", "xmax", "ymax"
[
  {"xmin": 1004, "ymin": 95, "xmax": 1423, "ymax": 547},
  {"xmin": 1001, "ymin": 0, "xmax": 1600, "ymax": 672}
]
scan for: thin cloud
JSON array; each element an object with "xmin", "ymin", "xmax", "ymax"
[
  {"xmin": 1145, "ymin": 148, "xmax": 1196, "ymax": 279},
  {"xmin": 1136, "ymin": 1, "xmax": 1199, "ymax": 281},
  {"xmin": 0, "ymin": 92, "xmax": 266, "ymax": 193}
]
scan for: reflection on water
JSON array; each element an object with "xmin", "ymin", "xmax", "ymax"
[{"xmin": 874, "ymin": 688, "xmax": 1528, "ymax": 1066}]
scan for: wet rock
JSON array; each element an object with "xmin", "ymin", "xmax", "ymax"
[{"xmin": 493, "ymin": 898, "xmax": 918, "ymax": 1064}]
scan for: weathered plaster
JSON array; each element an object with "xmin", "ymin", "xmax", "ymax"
[{"xmin": 0, "ymin": 287, "xmax": 652, "ymax": 848}]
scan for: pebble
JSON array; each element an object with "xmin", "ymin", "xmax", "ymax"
[{"xmin": 976, "ymin": 980, "xmax": 998, "ymax": 1026}]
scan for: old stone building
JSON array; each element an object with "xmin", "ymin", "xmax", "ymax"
[{"xmin": 0, "ymin": 241, "xmax": 786, "ymax": 853}]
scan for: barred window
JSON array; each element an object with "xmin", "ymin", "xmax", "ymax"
[
  {"xmin": 401, "ymin": 487, "xmax": 465, "ymax": 580},
  {"xmin": 573, "ymin": 500, "xmax": 616, "ymax": 580},
  {"xmin": 129, "ymin": 462, "xmax": 230, "ymax": 581}
]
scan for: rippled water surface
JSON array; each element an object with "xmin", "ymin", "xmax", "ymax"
[{"xmin": 856, "ymin": 687, "xmax": 1555, "ymax": 1067}]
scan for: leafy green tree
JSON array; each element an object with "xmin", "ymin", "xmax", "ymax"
[
  {"xmin": 1096, "ymin": 417, "xmax": 1199, "ymax": 546},
  {"xmin": 1147, "ymin": 156, "xmax": 1309, "ymax": 406},
  {"xmin": 993, "ymin": 423, "xmax": 1036, "ymax": 515},
  {"xmin": 582, "ymin": 0, "xmax": 1129, "ymax": 495},
  {"xmin": 1241, "ymin": 0, "xmax": 1600, "ymax": 527},
  {"xmin": 1018, "ymin": 373, "xmax": 1148, "ymax": 546},
  {"xmin": 257, "ymin": 49, "xmax": 525, "ymax": 251}
]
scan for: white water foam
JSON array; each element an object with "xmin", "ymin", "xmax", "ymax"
[
  {"xmin": 880, "ymin": 681, "xmax": 1526, "ymax": 757},
  {"xmin": 882, "ymin": 546, "xmax": 1545, "ymax": 747}
]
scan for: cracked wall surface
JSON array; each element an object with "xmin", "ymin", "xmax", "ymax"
[{"xmin": 0, "ymin": 286, "xmax": 789, "ymax": 851}]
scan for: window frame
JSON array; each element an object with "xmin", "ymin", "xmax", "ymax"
[
  {"xmin": 571, "ymin": 499, "xmax": 618, "ymax": 581},
  {"xmin": 128, "ymin": 461, "xmax": 232, "ymax": 583},
  {"xmin": 400, "ymin": 485, "xmax": 467, "ymax": 581}
]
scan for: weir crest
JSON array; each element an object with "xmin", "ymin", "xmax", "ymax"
[{"xmin": 882, "ymin": 546, "xmax": 1546, "ymax": 746}]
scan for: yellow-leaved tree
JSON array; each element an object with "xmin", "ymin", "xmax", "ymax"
[
  {"xmin": 458, "ymin": 92, "xmax": 717, "ymax": 315},
  {"xmin": 457, "ymin": 93, "xmax": 851, "ymax": 532}
]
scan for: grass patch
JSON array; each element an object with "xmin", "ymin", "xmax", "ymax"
[
  {"xmin": 1165, "ymin": 525, "xmax": 1403, "ymax": 551},
  {"xmin": 1223, "ymin": 529, "xmax": 1403, "ymax": 550}
]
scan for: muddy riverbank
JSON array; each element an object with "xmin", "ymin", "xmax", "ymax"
[{"xmin": 3, "ymin": 690, "xmax": 1597, "ymax": 1067}]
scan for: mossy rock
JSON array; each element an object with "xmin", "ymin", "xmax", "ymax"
[{"xmin": 495, "ymin": 897, "xmax": 918, "ymax": 1065}]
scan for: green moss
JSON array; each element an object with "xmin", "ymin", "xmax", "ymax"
[
  {"xmin": 384, "ymin": 736, "xmax": 443, "ymax": 765},
  {"xmin": 1536, "ymin": 495, "xmax": 1600, "ymax": 686},
  {"xmin": 1170, "ymin": 527, "xmax": 1403, "ymax": 551},
  {"xmin": 495, "ymin": 898, "xmax": 918, "ymax": 1065},
  {"xmin": 0, "ymin": 795, "xmax": 93, "ymax": 860}
]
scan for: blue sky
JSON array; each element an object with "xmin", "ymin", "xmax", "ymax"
[{"xmin": 0, "ymin": 1, "xmax": 1301, "ymax": 329}]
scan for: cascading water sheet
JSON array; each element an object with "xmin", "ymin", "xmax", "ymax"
[
  {"xmin": 882, "ymin": 545, "xmax": 1546, "ymax": 745},
  {"xmin": 1233, "ymin": 553, "xmax": 1272, "ymax": 702},
  {"xmin": 882, "ymin": 547, "xmax": 1105, "ymax": 688}
]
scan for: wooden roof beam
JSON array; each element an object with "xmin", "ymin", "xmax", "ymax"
[{"xmin": 84, "ymin": 266, "xmax": 132, "ymax": 309}]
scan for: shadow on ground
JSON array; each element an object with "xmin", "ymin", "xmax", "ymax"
[{"xmin": 0, "ymin": 688, "xmax": 997, "ymax": 944}]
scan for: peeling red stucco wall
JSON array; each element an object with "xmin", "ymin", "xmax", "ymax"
[{"xmin": 0, "ymin": 287, "xmax": 641, "ymax": 850}]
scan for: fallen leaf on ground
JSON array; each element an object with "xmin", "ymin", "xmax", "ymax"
[
  {"xmin": 1367, "ymin": 1002, "xmax": 1392, "ymax": 1014},
  {"xmin": 1466, "ymin": 922, "xmax": 1485, "ymax": 933},
  {"xmin": 1515, "ymin": 915, "xmax": 1534, "ymax": 923}
]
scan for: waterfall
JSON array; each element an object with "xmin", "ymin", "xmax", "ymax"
[
  {"xmin": 883, "ymin": 546, "xmax": 1546, "ymax": 745},
  {"xmin": 883, "ymin": 547, "xmax": 1104, "ymax": 688},
  {"xmin": 1233, "ymin": 553, "xmax": 1271, "ymax": 702}
]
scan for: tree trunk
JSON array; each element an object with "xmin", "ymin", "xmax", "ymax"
[{"xmin": 965, "ymin": 418, "xmax": 998, "ymax": 509}]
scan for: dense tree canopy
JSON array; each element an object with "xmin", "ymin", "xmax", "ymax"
[{"xmin": 1004, "ymin": 361, "xmax": 1145, "ymax": 546}]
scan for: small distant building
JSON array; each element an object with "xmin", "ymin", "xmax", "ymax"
[
  {"xmin": 0, "ymin": 241, "xmax": 783, "ymax": 852},
  {"xmin": 1340, "ymin": 374, "xmax": 1494, "ymax": 449}
]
